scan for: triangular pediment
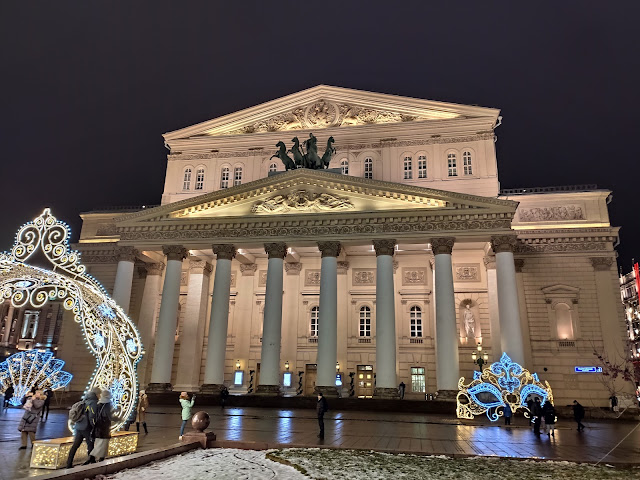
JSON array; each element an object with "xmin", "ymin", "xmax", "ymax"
[
  {"xmin": 163, "ymin": 85, "xmax": 500, "ymax": 140},
  {"xmin": 117, "ymin": 169, "xmax": 517, "ymax": 227}
]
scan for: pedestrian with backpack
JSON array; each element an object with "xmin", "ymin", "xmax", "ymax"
[
  {"xmin": 17, "ymin": 390, "xmax": 44, "ymax": 449},
  {"xmin": 65, "ymin": 390, "xmax": 98, "ymax": 468},
  {"xmin": 88, "ymin": 390, "xmax": 120, "ymax": 463}
]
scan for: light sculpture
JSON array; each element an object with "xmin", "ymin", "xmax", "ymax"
[
  {"xmin": 0, "ymin": 349, "xmax": 73, "ymax": 406},
  {"xmin": 457, "ymin": 352, "xmax": 554, "ymax": 421},
  {"xmin": 0, "ymin": 209, "xmax": 143, "ymax": 431}
]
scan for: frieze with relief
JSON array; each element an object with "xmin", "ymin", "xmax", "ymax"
[
  {"xmin": 353, "ymin": 269, "xmax": 376, "ymax": 286},
  {"xmin": 259, "ymin": 271, "xmax": 267, "ymax": 287},
  {"xmin": 518, "ymin": 205, "xmax": 585, "ymax": 222},
  {"xmin": 251, "ymin": 190, "xmax": 355, "ymax": 214},
  {"xmin": 402, "ymin": 267, "xmax": 427, "ymax": 285},
  {"xmin": 454, "ymin": 264, "xmax": 480, "ymax": 282},
  {"xmin": 305, "ymin": 269, "xmax": 321, "ymax": 286}
]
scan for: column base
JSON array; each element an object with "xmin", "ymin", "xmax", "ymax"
[
  {"xmin": 146, "ymin": 383, "xmax": 173, "ymax": 393},
  {"xmin": 373, "ymin": 387, "xmax": 400, "ymax": 399},
  {"xmin": 254, "ymin": 384, "xmax": 281, "ymax": 396},
  {"xmin": 436, "ymin": 390, "xmax": 459, "ymax": 402},
  {"xmin": 314, "ymin": 386, "xmax": 340, "ymax": 398},
  {"xmin": 181, "ymin": 431, "xmax": 217, "ymax": 449},
  {"xmin": 199, "ymin": 384, "xmax": 226, "ymax": 394}
]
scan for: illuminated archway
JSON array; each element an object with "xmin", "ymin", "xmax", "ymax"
[{"xmin": 0, "ymin": 209, "xmax": 143, "ymax": 430}]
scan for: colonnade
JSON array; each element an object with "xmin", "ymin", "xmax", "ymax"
[{"xmin": 113, "ymin": 235, "xmax": 525, "ymax": 397}]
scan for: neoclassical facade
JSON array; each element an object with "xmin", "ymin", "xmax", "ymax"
[{"xmin": 2, "ymin": 86, "xmax": 628, "ymax": 404}]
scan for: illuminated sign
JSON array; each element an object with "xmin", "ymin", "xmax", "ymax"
[
  {"xmin": 574, "ymin": 366, "xmax": 603, "ymax": 373},
  {"xmin": 335, "ymin": 374, "xmax": 342, "ymax": 387},
  {"xmin": 283, "ymin": 372, "xmax": 292, "ymax": 387},
  {"xmin": 234, "ymin": 371, "xmax": 244, "ymax": 385}
]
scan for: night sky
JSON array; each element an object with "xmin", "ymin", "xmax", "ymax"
[{"xmin": 2, "ymin": 3, "xmax": 638, "ymax": 270}]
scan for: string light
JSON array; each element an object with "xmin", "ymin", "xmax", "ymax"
[
  {"xmin": 457, "ymin": 352, "xmax": 554, "ymax": 422},
  {"xmin": 0, "ymin": 209, "xmax": 143, "ymax": 431}
]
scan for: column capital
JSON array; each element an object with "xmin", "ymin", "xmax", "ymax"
[
  {"xmin": 483, "ymin": 255, "xmax": 496, "ymax": 269},
  {"xmin": 431, "ymin": 237, "xmax": 455, "ymax": 255},
  {"xmin": 317, "ymin": 241, "xmax": 342, "ymax": 258},
  {"xmin": 373, "ymin": 239, "xmax": 396, "ymax": 257},
  {"xmin": 212, "ymin": 244, "xmax": 236, "ymax": 261},
  {"xmin": 115, "ymin": 246, "xmax": 139, "ymax": 262},
  {"xmin": 490, "ymin": 234, "xmax": 518, "ymax": 254},
  {"xmin": 337, "ymin": 261, "xmax": 350, "ymax": 275},
  {"xmin": 240, "ymin": 263, "xmax": 258, "ymax": 276},
  {"xmin": 514, "ymin": 259, "xmax": 525, "ymax": 273},
  {"xmin": 145, "ymin": 262, "xmax": 165, "ymax": 276},
  {"xmin": 264, "ymin": 242, "xmax": 287, "ymax": 259},
  {"xmin": 285, "ymin": 262, "xmax": 302, "ymax": 275},
  {"xmin": 590, "ymin": 256, "xmax": 614, "ymax": 271},
  {"xmin": 189, "ymin": 258, "xmax": 213, "ymax": 276},
  {"xmin": 162, "ymin": 245, "xmax": 188, "ymax": 262}
]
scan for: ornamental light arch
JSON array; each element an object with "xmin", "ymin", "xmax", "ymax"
[{"xmin": 0, "ymin": 209, "xmax": 143, "ymax": 431}]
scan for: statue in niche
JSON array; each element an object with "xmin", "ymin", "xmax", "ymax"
[
  {"xmin": 269, "ymin": 133, "xmax": 337, "ymax": 171},
  {"xmin": 463, "ymin": 304, "xmax": 477, "ymax": 339}
]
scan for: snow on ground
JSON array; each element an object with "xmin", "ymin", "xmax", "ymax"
[
  {"xmin": 101, "ymin": 449, "xmax": 306, "ymax": 480},
  {"xmin": 101, "ymin": 448, "xmax": 640, "ymax": 480}
]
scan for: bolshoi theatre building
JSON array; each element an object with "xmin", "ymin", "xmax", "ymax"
[{"xmin": 1, "ymin": 86, "xmax": 628, "ymax": 406}]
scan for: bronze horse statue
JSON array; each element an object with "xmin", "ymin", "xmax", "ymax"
[
  {"xmin": 289, "ymin": 137, "xmax": 306, "ymax": 168},
  {"xmin": 321, "ymin": 136, "xmax": 336, "ymax": 168},
  {"xmin": 271, "ymin": 141, "xmax": 296, "ymax": 171}
]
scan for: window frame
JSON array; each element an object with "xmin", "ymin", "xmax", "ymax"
[
  {"xmin": 447, "ymin": 152, "xmax": 458, "ymax": 177},
  {"xmin": 364, "ymin": 157, "xmax": 373, "ymax": 179},
  {"xmin": 195, "ymin": 167, "xmax": 205, "ymax": 190},
  {"xmin": 359, "ymin": 306, "xmax": 371, "ymax": 337},
  {"xmin": 310, "ymin": 306, "xmax": 319, "ymax": 337},
  {"xmin": 410, "ymin": 305, "xmax": 423, "ymax": 338},
  {"xmin": 403, "ymin": 156, "xmax": 413, "ymax": 180},
  {"xmin": 220, "ymin": 166, "xmax": 230, "ymax": 189},
  {"xmin": 340, "ymin": 158, "xmax": 349, "ymax": 175},
  {"xmin": 463, "ymin": 151, "xmax": 473, "ymax": 176},
  {"xmin": 233, "ymin": 166, "xmax": 243, "ymax": 186},
  {"xmin": 417, "ymin": 155, "xmax": 427, "ymax": 179},
  {"xmin": 182, "ymin": 167, "xmax": 192, "ymax": 191}
]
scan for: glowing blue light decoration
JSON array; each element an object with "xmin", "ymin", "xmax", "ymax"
[
  {"xmin": 110, "ymin": 378, "xmax": 125, "ymax": 409},
  {"xmin": 0, "ymin": 209, "xmax": 144, "ymax": 431},
  {"xmin": 457, "ymin": 352, "xmax": 554, "ymax": 422},
  {"xmin": 0, "ymin": 350, "xmax": 73, "ymax": 406}
]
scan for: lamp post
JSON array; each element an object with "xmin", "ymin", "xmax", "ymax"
[{"xmin": 471, "ymin": 343, "xmax": 489, "ymax": 373}]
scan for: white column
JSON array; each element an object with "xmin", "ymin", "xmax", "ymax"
[
  {"xmin": 2, "ymin": 305, "xmax": 14, "ymax": 344},
  {"xmin": 282, "ymin": 262, "xmax": 302, "ymax": 391},
  {"xmin": 373, "ymin": 239, "xmax": 399, "ymax": 397},
  {"xmin": 135, "ymin": 263, "xmax": 164, "ymax": 388},
  {"xmin": 175, "ymin": 258, "xmax": 212, "ymax": 392},
  {"xmin": 256, "ymin": 242, "xmax": 286, "ymax": 395},
  {"xmin": 432, "ymin": 237, "xmax": 460, "ymax": 396},
  {"xmin": 112, "ymin": 247, "xmax": 138, "ymax": 314},
  {"xmin": 202, "ymin": 245, "xmax": 236, "ymax": 392},
  {"xmin": 336, "ymin": 260, "xmax": 349, "ymax": 396},
  {"xmin": 316, "ymin": 242, "xmax": 341, "ymax": 395},
  {"xmin": 514, "ymin": 259, "xmax": 533, "ymax": 368},
  {"xmin": 148, "ymin": 245, "xmax": 187, "ymax": 392},
  {"xmin": 491, "ymin": 235, "xmax": 525, "ymax": 366},
  {"xmin": 484, "ymin": 256, "xmax": 501, "ymax": 356}
]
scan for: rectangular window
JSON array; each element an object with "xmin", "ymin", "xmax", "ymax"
[
  {"xmin": 418, "ymin": 156, "xmax": 427, "ymax": 179},
  {"xmin": 411, "ymin": 367, "xmax": 426, "ymax": 393},
  {"xmin": 234, "ymin": 167, "xmax": 242, "ymax": 186},
  {"xmin": 463, "ymin": 152, "xmax": 473, "ymax": 175},
  {"xmin": 220, "ymin": 169, "xmax": 230, "ymax": 189},
  {"xmin": 364, "ymin": 158, "xmax": 373, "ymax": 179},
  {"xmin": 359, "ymin": 318, "xmax": 371, "ymax": 337},
  {"xmin": 447, "ymin": 153, "xmax": 458, "ymax": 177},
  {"xmin": 195, "ymin": 169, "xmax": 204, "ymax": 190},
  {"xmin": 403, "ymin": 156, "xmax": 413, "ymax": 179}
]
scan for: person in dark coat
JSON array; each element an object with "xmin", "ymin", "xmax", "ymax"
[
  {"xmin": 4, "ymin": 385, "xmax": 14, "ymax": 408},
  {"xmin": 42, "ymin": 388, "xmax": 53, "ymax": 421},
  {"xmin": 526, "ymin": 397, "xmax": 535, "ymax": 429},
  {"xmin": 398, "ymin": 382, "xmax": 406, "ymax": 400},
  {"xmin": 18, "ymin": 390, "xmax": 45, "ymax": 449},
  {"xmin": 88, "ymin": 390, "xmax": 119, "ymax": 463},
  {"xmin": 66, "ymin": 391, "xmax": 98, "ymax": 468},
  {"xmin": 573, "ymin": 400, "xmax": 585, "ymax": 431},
  {"xmin": 542, "ymin": 401, "xmax": 556, "ymax": 437},
  {"xmin": 532, "ymin": 398, "xmax": 543, "ymax": 435},
  {"xmin": 220, "ymin": 386, "xmax": 229, "ymax": 408},
  {"xmin": 316, "ymin": 392, "xmax": 329, "ymax": 439},
  {"xmin": 503, "ymin": 403, "xmax": 512, "ymax": 425}
]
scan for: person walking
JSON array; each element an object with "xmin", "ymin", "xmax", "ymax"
[
  {"xmin": 136, "ymin": 390, "xmax": 149, "ymax": 434},
  {"xmin": 42, "ymin": 388, "xmax": 53, "ymax": 421},
  {"xmin": 220, "ymin": 386, "xmax": 229, "ymax": 408},
  {"xmin": 542, "ymin": 401, "xmax": 556, "ymax": 437},
  {"xmin": 398, "ymin": 382, "xmax": 406, "ymax": 400},
  {"xmin": 18, "ymin": 390, "xmax": 45, "ymax": 449},
  {"xmin": 65, "ymin": 390, "xmax": 98, "ymax": 468},
  {"xmin": 573, "ymin": 400, "xmax": 586, "ymax": 431},
  {"xmin": 532, "ymin": 397, "xmax": 543, "ymax": 435},
  {"xmin": 503, "ymin": 403, "xmax": 512, "ymax": 425},
  {"xmin": 88, "ymin": 390, "xmax": 119, "ymax": 463},
  {"xmin": 179, "ymin": 392, "xmax": 195, "ymax": 440},
  {"xmin": 4, "ymin": 385, "xmax": 14, "ymax": 409},
  {"xmin": 316, "ymin": 392, "xmax": 329, "ymax": 439}
]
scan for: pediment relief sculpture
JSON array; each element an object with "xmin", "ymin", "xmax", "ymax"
[
  {"xmin": 251, "ymin": 190, "xmax": 355, "ymax": 214},
  {"xmin": 226, "ymin": 100, "xmax": 430, "ymax": 136}
]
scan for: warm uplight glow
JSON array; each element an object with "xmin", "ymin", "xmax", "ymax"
[{"xmin": 284, "ymin": 361, "xmax": 290, "ymax": 371}]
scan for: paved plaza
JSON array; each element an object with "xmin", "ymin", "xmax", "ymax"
[{"xmin": 1, "ymin": 404, "xmax": 638, "ymax": 479}]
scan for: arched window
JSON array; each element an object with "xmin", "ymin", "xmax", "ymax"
[
  {"xmin": 220, "ymin": 167, "xmax": 230, "ymax": 189},
  {"xmin": 195, "ymin": 168, "xmax": 205, "ymax": 190},
  {"xmin": 340, "ymin": 159, "xmax": 349, "ymax": 175},
  {"xmin": 269, "ymin": 162, "xmax": 278, "ymax": 173},
  {"xmin": 555, "ymin": 303, "xmax": 574, "ymax": 340},
  {"xmin": 418, "ymin": 155, "xmax": 427, "ymax": 179},
  {"xmin": 447, "ymin": 153, "xmax": 458, "ymax": 177},
  {"xmin": 364, "ymin": 157, "xmax": 373, "ymax": 179},
  {"xmin": 463, "ymin": 151, "xmax": 473, "ymax": 175},
  {"xmin": 410, "ymin": 306, "xmax": 422, "ymax": 338},
  {"xmin": 183, "ymin": 168, "xmax": 192, "ymax": 190},
  {"xmin": 310, "ymin": 306, "xmax": 319, "ymax": 337},
  {"xmin": 359, "ymin": 306, "xmax": 371, "ymax": 337},
  {"xmin": 233, "ymin": 166, "xmax": 243, "ymax": 186},
  {"xmin": 403, "ymin": 156, "xmax": 413, "ymax": 179}
]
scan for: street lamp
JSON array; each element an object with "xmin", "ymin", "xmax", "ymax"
[
  {"xmin": 336, "ymin": 361, "xmax": 340, "ymax": 372},
  {"xmin": 284, "ymin": 361, "xmax": 290, "ymax": 371},
  {"xmin": 471, "ymin": 343, "xmax": 489, "ymax": 372}
]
